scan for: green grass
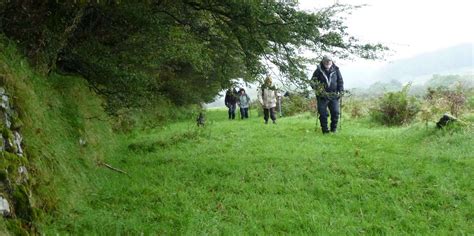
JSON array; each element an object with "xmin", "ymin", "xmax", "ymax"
[
  {"xmin": 1, "ymin": 35, "xmax": 473, "ymax": 234},
  {"xmin": 42, "ymin": 109, "xmax": 474, "ymax": 235},
  {"xmin": 0, "ymin": 35, "xmax": 115, "ymax": 234}
]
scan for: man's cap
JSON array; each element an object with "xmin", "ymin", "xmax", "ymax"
[{"xmin": 322, "ymin": 55, "xmax": 332, "ymax": 62}]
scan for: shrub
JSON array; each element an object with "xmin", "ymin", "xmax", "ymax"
[
  {"xmin": 468, "ymin": 95, "xmax": 474, "ymax": 111},
  {"xmin": 111, "ymin": 99, "xmax": 200, "ymax": 133},
  {"xmin": 249, "ymin": 94, "xmax": 312, "ymax": 117},
  {"xmin": 345, "ymin": 98, "xmax": 371, "ymax": 119},
  {"xmin": 249, "ymin": 99, "xmax": 264, "ymax": 117},
  {"xmin": 370, "ymin": 84, "xmax": 421, "ymax": 126},
  {"xmin": 281, "ymin": 95, "xmax": 312, "ymax": 117},
  {"xmin": 425, "ymin": 84, "xmax": 470, "ymax": 118}
]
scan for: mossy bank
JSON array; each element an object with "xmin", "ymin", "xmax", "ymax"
[{"xmin": 0, "ymin": 35, "xmax": 116, "ymax": 234}]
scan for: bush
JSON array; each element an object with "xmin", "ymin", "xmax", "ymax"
[
  {"xmin": 249, "ymin": 99, "xmax": 263, "ymax": 117},
  {"xmin": 249, "ymin": 93, "xmax": 313, "ymax": 117},
  {"xmin": 425, "ymin": 85, "xmax": 469, "ymax": 117},
  {"xmin": 345, "ymin": 98, "xmax": 371, "ymax": 118},
  {"xmin": 370, "ymin": 84, "xmax": 421, "ymax": 126},
  {"xmin": 112, "ymin": 99, "xmax": 200, "ymax": 133},
  {"xmin": 281, "ymin": 95, "xmax": 313, "ymax": 117},
  {"xmin": 468, "ymin": 95, "xmax": 474, "ymax": 111}
]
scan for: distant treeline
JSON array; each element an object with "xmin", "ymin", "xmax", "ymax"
[{"xmin": 350, "ymin": 74, "xmax": 474, "ymax": 97}]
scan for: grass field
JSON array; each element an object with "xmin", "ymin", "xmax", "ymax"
[
  {"xmin": 2, "ymin": 35, "xmax": 472, "ymax": 235},
  {"xmin": 41, "ymin": 109, "xmax": 474, "ymax": 235}
]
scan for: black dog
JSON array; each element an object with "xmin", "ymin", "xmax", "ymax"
[
  {"xmin": 196, "ymin": 112, "xmax": 205, "ymax": 127},
  {"xmin": 436, "ymin": 113, "xmax": 457, "ymax": 128}
]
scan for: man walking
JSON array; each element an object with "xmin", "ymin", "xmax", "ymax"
[
  {"xmin": 224, "ymin": 87, "xmax": 238, "ymax": 120},
  {"xmin": 311, "ymin": 56, "xmax": 344, "ymax": 134}
]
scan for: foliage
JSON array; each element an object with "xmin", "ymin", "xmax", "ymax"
[
  {"xmin": 249, "ymin": 99, "xmax": 263, "ymax": 117},
  {"xmin": 281, "ymin": 94, "xmax": 313, "ymax": 116},
  {"xmin": 249, "ymin": 92, "xmax": 313, "ymax": 117},
  {"xmin": 0, "ymin": 0, "xmax": 386, "ymax": 114},
  {"xmin": 111, "ymin": 102, "xmax": 201, "ymax": 133},
  {"xmin": 1, "ymin": 39, "xmax": 473, "ymax": 234},
  {"xmin": 365, "ymin": 80, "xmax": 403, "ymax": 97},
  {"xmin": 425, "ymin": 84, "xmax": 469, "ymax": 117},
  {"xmin": 0, "ymin": 36, "xmax": 116, "ymax": 233},
  {"xmin": 370, "ymin": 84, "xmax": 421, "ymax": 126},
  {"xmin": 468, "ymin": 95, "xmax": 474, "ymax": 111},
  {"xmin": 426, "ymin": 74, "xmax": 474, "ymax": 89},
  {"xmin": 415, "ymin": 74, "xmax": 473, "ymax": 125},
  {"xmin": 344, "ymin": 97, "xmax": 372, "ymax": 118}
]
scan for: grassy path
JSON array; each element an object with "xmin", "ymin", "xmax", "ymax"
[{"xmin": 45, "ymin": 110, "xmax": 473, "ymax": 234}]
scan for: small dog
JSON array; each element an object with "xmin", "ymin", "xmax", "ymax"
[
  {"xmin": 196, "ymin": 112, "xmax": 205, "ymax": 127},
  {"xmin": 436, "ymin": 113, "xmax": 457, "ymax": 128}
]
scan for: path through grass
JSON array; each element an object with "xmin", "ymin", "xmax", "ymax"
[{"xmin": 43, "ymin": 110, "xmax": 473, "ymax": 234}]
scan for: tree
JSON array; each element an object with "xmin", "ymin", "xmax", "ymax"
[{"xmin": 0, "ymin": 0, "xmax": 387, "ymax": 114}]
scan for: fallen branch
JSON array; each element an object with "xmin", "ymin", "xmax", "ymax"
[{"xmin": 99, "ymin": 162, "xmax": 129, "ymax": 176}]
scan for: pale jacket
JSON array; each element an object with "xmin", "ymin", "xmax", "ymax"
[
  {"xmin": 258, "ymin": 87, "xmax": 278, "ymax": 109},
  {"xmin": 239, "ymin": 94, "xmax": 251, "ymax": 108}
]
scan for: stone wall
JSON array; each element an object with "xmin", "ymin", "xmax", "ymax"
[{"xmin": 0, "ymin": 86, "xmax": 34, "ymax": 232}]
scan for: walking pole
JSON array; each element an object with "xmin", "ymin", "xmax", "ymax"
[
  {"xmin": 249, "ymin": 103, "xmax": 251, "ymax": 118},
  {"xmin": 238, "ymin": 105, "xmax": 241, "ymax": 119},
  {"xmin": 315, "ymin": 100, "xmax": 319, "ymax": 131},
  {"xmin": 314, "ymin": 90, "xmax": 319, "ymax": 131},
  {"xmin": 339, "ymin": 95, "xmax": 343, "ymax": 131},
  {"xmin": 278, "ymin": 96, "xmax": 282, "ymax": 117}
]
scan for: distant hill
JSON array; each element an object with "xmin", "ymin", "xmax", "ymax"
[
  {"xmin": 425, "ymin": 74, "xmax": 474, "ymax": 88},
  {"xmin": 375, "ymin": 43, "xmax": 473, "ymax": 83}
]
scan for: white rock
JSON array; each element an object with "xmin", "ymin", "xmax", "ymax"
[
  {"xmin": 0, "ymin": 197, "xmax": 10, "ymax": 216},
  {"xmin": 18, "ymin": 166, "xmax": 27, "ymax": 174},
  {"xmin": 13, "ymin": 131, "xmax": 23, "ymax": 156},
  {"xmin": 0, "ymin": 135, "xmax": 4, "ymax": 151},
  {"xmin": 3, "ymin": 112, "xmax": 11, "ymax": 129},
  {"xmin": 16, "ymin": 166, "xmax": 29, "ymax": 184},
  {"xmin": 79, "ymin": 138, "xmax": 87, "ymax": 146},
  {"xmin": 0, "ymin": 95, "xmax": 8, "ymax": 109}
]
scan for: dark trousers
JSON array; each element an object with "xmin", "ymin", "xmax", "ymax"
[
  {"xmin": 263, "ymin": 107, "xmax": 276, "ymax": 122},
  {"xmin": 317, "ymin": 97, "xmax": 340, "ymax": 133},
  {"xmin": 240, "ymin": 107, "xmax": 249, "ymax": 119},
  {"xmin": 228, "ymin": 104, "xmax": 236, "ymax": 119}
]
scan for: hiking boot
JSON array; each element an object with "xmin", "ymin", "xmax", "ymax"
[
  {"xmin": 272, "ymin": 120, "xmax": 276, "ymax": 124},
  {"xmin": 265, "ymin": 120, "xmax": 268, "ymax": 124}
]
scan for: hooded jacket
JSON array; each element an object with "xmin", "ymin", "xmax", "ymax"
[
  {"xmin": 238, "ymin": 93, "xmax": 251, "ymax": 108},
  {"xmin": 224, "ymin": 89, "xmax": 238, "ymax": 107},
  {"xmin": 311, "ymin": 62, "xmax": 344, "ymax": 95},
  {"xmin": 258, "ymin": 84, "xmax": 278, "ymax": 109}
]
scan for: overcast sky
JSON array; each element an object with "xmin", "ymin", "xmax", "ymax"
[
  {"xmin": 299, "ymin": 0, "xmax": 474, "ymax": 61},
  {"xmin": 207, "ymin": 0, "xmax": 474, "ymax": 106},
  {"xmin": 295, "ymin": 0, "xmax": 474, "ymax": 88}
]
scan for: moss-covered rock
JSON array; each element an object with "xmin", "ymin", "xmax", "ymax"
[
  {"xmin": 11, "ymin": 113, "xmax": 23, "ymax": 130},
  {"xmin": 6, "ymin": 219, "xmax": 29, "ymax": 236},
  {"xmin": 11, "ymin": 185, "xmax": 34, "ymax": 222},
  {"xmin": 0, "ymin": 169, "xmax": 8, "ymax": 182},
  {"xmin": 1, "ymin": 128, "xmax": 16, "ymax": 153}
]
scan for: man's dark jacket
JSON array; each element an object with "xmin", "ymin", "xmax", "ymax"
[
  {"xmin": 311, "ymin": 63, "xmax": 344, "ymax": 95},
  {"xmin": 224, "ymin": 89, "xmax": 238, "ymax": 107}
]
